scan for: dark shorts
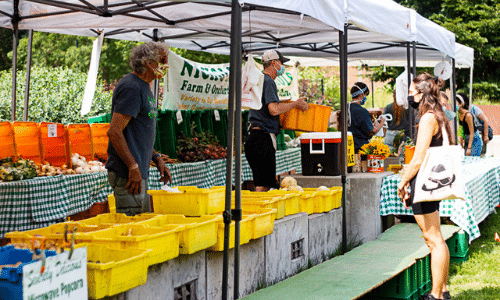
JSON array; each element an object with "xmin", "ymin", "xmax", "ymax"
[
  {"xmin": 244, "ymin": 130, "xmax": 277, "ymax": 188},
  {"xmin": 410, "ymin": 174, "xmax": 440, "ymax": 215}
]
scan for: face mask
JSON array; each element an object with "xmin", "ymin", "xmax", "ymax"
[
  {"xmin": 275, "ymin": 64, "xmax": 286, "ymax": 76},
  {"xmin": 360, "ymin": 96, "xmax": 367, "ymax": 105},
  {"xmin": 408, "ymin": 95, "xmax": 420, "ymax": 109}
]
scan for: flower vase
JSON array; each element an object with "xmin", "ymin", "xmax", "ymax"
[{"xmin": 367, "ymin": 154, "xmax": 384, "ymax": 173}]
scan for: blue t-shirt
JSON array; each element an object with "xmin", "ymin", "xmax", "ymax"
[
  {"xmin": 247, "ymin": 74, "xmax": 280, "ymax": 134},
  {"xmin": 106, "ymin": 73, "xmax": 158, "ymax": 179},
  {"xmin": 348, "ymin": 102, "xmax": 373, "ymax": 149}
]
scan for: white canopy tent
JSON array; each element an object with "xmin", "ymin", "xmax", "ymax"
[{"xmin": 0, "ymin": 1, "xmax": 460, "ymax": 298}]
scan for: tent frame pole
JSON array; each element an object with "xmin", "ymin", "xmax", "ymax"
[
  {"xmin": 23, "ymin": 29, "xmax": 34, "ymax": 121},
  {"xmin": 406, "ymin": 42, "xmax": 413, "ymax": 139},
  {"xmin": 339, "ymin": 24, "xmax": 348, "ymax": 254},
  {"xmin": 411, "ymin": 41, "xmax": 417, "ymax": 140},
  {"xmin": 451, "ymin": 58, "xmax": 458, "ymax": 142},
  {"xmin": 11, "ymin": 0, "xmax": 20, "ymax": 122},
  {"xmin": 222, "ymin": 1, "xmax": 242, "ymax": 299}
]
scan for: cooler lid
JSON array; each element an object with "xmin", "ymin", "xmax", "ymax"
[{"xmin": 299, "ymin": 131, "xmax": 352, "ymax": 140}]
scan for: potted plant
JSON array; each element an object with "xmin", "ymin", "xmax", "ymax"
[{"xmin": 359, "ymin": 141, "xmax": 391, "ymax": 173}]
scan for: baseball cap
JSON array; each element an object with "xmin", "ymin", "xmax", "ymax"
[{"xmin": 262, "ymin": 49, "xmax": 290, "ymax": 63}]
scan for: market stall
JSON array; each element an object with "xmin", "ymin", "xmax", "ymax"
[
  {"xmin": 0, "ymin": 147, "xmax": 302, "ymax": 239},
  {"xmin": 380, "ymin": 156, "xmax": 500, "ymax": 242}
]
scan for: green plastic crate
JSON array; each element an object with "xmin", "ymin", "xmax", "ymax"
[
  {"xmin": 156, "ymin": 110, "xmax": 178, "ymax": 159},
  {"xmin": 88, "ymin": 113, "xmax": 110, "ymax": 124},
  {"xmin": 277, "ymin": 130, "xmax": 287, "ymax": 151},
  {"xmin": 371, "ymin": 265, "xmax": 418, "ymax": 299},
  {"xmin": 190, "ymin": 110, "xmax": 204, "ymax": 135},
  {"xmin": 174, "ymin": 110, "xmax": 192, "ymax": 137},
  {"xmin": 450, "ymin": 250, "xmax": 469, "ymax": 263},
  {"xmin": 200, "ymin": 110, "xmax": 214, "ymax": 134},
  {"xmin": 446, "ymin": 231, "xmax": 469, "ymax": 258},
  {"xmin": 212, "ymin": 109, "xmax": 227, "ymax": 147},
  {"xmin": 416, "ymin": 255, "xmax": 431, "ymax": 295}
]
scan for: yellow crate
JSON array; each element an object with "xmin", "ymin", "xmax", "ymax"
[
  {"xmin": 244, "ymin": 208, "xmax": 276, "ymax": 239},
  {"xmin": 236, "ymin": 196, "xmax": 285, "ymax": 220},
  {"xmin": 268, "ymin": 190, "xmax": 300, "ymax": 216},
  {"xmin": 303, "ymin": 187, "xmax": 342, "ymax": 213},
  {"xmin": 209, "ymin": 215, "xmax": 255, "ymax": 251},
  {"xmin": 108, "ymin": 194, "xmax": 116, "ymax": 214},
  {"xmin": 89, "ymin": 224, "xmax": 183, "ymax": 266},
  {"xmin": 136, "ymin": 214, "xmax": 222, "ymax": 255},
  {"xmin": 148, "ymin": 186, "xmax": 225, "ymax": 216},
  {"xmin": 388, "ymin": 164, "xmax": 403, "ymax": 174},
  {"xmin": 78, "ymin": 243, "xmax": 151, "ymax": 299},
  {"xmin": 79, "ymin": 213, "xmax": 160, "ymax": 228},
  {"xmin": 331, "ymin": 187, "xmax": 343, "ymax": 209},
  {"xmin": 5, "ymin": 222, "xmax": 105, "ymax": 245},
  {"xmin": 298, "ymin": 193, "xmax": 315, "ymax": 214}
]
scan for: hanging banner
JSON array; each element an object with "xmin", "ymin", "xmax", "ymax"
[{"xmin": 162, "ymin": 50, "xmax": 300, "ymax": 110}]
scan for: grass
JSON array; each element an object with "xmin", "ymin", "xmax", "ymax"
[
  {"xmin": 364, "ymin": 86, "xmax": 394, "ymax": 110},
  {"xmin": 448, "ymin": 207, "xmax": 500, "ymax": 299}
]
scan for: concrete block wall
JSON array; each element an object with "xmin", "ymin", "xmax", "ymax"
[{"xmin": 110, "ymin": 209, "xmax": 344, "ymax": 299}]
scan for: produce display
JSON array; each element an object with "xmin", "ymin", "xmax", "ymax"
[
  {"xmin": 70, "ymin": 153, "xmax": 107, "ymax": 174},
  {"xmin": 176, "ymin": 130, "xmax": 227, "ymax": 163},
  {"xmin": 0, "ymin": 158, "xmax": 37, "ymax": 182}
]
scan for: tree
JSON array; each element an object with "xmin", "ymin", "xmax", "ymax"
[{"xmin": 0, "ymin": 28, "xmax": 13, "ymax": 71}]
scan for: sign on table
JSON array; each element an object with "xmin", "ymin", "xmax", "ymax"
[{"xmin": 23, "ymin": 247, "xmax": 87, "ymax": 300}]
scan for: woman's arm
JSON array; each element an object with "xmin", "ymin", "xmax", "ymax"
[
  {"xmin": 399, "ymin": 113, "xmax": 438, "ymax": 185},
  {"xmin": 478, "ymin": 112, "xmax": 490, "ymax": 144},
  {"xmin": 465, "ymin": 113, "xmax": 474, "ymax": 156}
]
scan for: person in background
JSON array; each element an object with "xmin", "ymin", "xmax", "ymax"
[
  {"xmin": 397, "ymin": 73, "xmax": 452, "ymax": 300},
  {"xmin": 439, "ymin": 91, "xmax": 456, "ymax": 136},
  {"xmin": 383, "ymin": 90, "xmax": 410, "ymax": 150},
  {"xmin": 245, "ymin": 50, "xmax": 309, "ymax": 192},
  {"xmin": 456, "ymin": 92, "xmax": 483, "ymax": 156},
  {"xmin": 106, "ymin": 42, "xmax": 172, "ymax": 216},
  {"xmin": 348, "ymin": 82, "xmax": 385, "ymax": 153},
  {"xmin": 469, "ymin": 101, "xmax": 490, "ymax": 156}
]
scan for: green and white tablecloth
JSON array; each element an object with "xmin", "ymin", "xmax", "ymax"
[
  {"xmin": 0, "ymin": 148, "xmax": 302, "ymax": 238},
  {"xmin": 380, "ymin": 156, "xmax": 500, "ymax": 242}
]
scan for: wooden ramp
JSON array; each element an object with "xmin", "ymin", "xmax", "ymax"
[{"xmin": 242, "ymin": 223, "xmax": 460, "ymax": 300}]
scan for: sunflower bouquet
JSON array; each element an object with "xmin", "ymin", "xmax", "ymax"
[{"xmin": 359, "ymin": 141, "xmax": 391, "ymax": 159}]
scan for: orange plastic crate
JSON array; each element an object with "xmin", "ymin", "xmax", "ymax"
[
  {"xmin": 279, "ymin": 103, "xmax": 332, "ymax": 132},
  {"xmin": 0, "ymin": 121, "xmax": 16, "ymax": 159},
  {"xmin": 91, "ymin": 123, "xmax": 110, "ymax": 161},
  {"xmin": 12, "ymin": 122, "xmax": 43, "ymax": 164},
  {"xmin": 40, "ymin": 122, "xmax": 70, "ymax": 167},
  {"xmin": 67, "ymin": 123, "xmax": 94, "ymax": 161}
]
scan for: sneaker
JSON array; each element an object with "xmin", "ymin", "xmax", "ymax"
[
  {"xmin": 443, "ymin": 291, "xmax": 451, "ymax": 300},
  {"xmin": 421, "ymin": 294, "xmax": 443, "ymax": 300}
]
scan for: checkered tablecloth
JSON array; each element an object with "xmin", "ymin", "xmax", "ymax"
[
  {"xmin": 0, "ymin": 148, "xmax": 301, "ymax": 238},
  {"xmin": 380, "ymin": 157, "xmax": 500, "ymax": 242}
]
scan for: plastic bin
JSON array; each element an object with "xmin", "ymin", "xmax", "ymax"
[
  {"xmin": 148, "ymin": 186, "xmax": 225, "ymax": 216},
  {"xmin": 89, "ymin": 224, "xmax": 183, "ymax": 266},
  {"xmin": 67, "ymin": 123, "xmax": 94, "ymax": 162},
  {"xmin": 236, "ymin": 194, "xmax": 286, "ymax": 219},
  {"xmin": 212, "ymin": 109, "xmax": 227, "ymax": 147},
  {"xmin": 87, "ymin": 113, "xmax": 111, "ymax": 124},
  {"xmin": 79, "ymin": 213, "xmax": 160, "ymax": 228},
  {"xmin": 279, "ymin": 103, "xmax": 332, "ymax": 132},
  {"xmin": 156, "ymin": 110, "xmax": 178, "ymax": 159},
  {"xmin": 370, "ymin": 264, "xmax": 418, "ymax": 300},
  {"xmin": 241, "ymin": 190, "xmax": 299, "ymax": 216},
  {"xmin": 200, "ymin": 109, "xmax": 214, "ymax": 134},
  {"xmin": 39, "ymin": 122, "xmax": 69, "ymax": 167},
  {"xmin": 137, "ymin": 214, "xmax": 222, "ymax": 254},
  {"xmin": 12, "ymin": 122, "xmax": 43, "ymax": 164},
  {"xmin": 0, "ymin": 121, "xmax": 17, "ymax": 160},
  {"xmin": 416, "ymin": 255, "xmax": 431, "ymax": 295},
  {"xmin": 209, "ymin": 215, "xmax": 255, "ymax": 251},
  {"xmin": 108, "ymin": 194, "xmax": 116, "ymax": 214},
  {"xmin": 446, "ymin": 230, "xmax": 469, "ymax": 263},
  {"xmin": 245, "ymin": 208, "xmax": 276, "ymax": 239},
  {"xmin": 0, "ymin": 245, "xmax": 58, "ymax": 300},
  {"xmin": 80, "ymin": 243, "xmax": 150, "ymax": 299},
  {"xmin": 90, "ymin": 123, "xmax": 110, "ymax": 162},
  {"xmin": 5, "ymin": 222, "xmax": 105, "ymax": 245}
]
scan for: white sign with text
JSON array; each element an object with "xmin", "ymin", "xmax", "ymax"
[{"xmin": 23, "ymin": 247, "xmax": 87, "ymax": 300}]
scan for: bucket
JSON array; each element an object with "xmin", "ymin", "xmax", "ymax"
[{"xmin": 367, "ymin": 154, "xmax": 384, "ymax": 173}]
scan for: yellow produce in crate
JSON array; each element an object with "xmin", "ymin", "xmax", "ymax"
[
  {"xmin": 148, "ymin": 186, "xmax": 225, "ymax": 216},
  {"xmin": 209, "ymin": 215, "xmax": 255, "ymax": 251},
  {"xmin": 77, "ymin": 244, "xmax": 151, "ymax": 299},
  {"xmin": 136, "ymin": 214, "xmax": 222, "ymax": 255},
  {"xmin": 244, "ymin": 208, "xmax": 277, "ymax": 239},
  {"xmin": 79, "ymin": 213, "xmax": 161, "ymax": 228},
  {"xmin": 88, "ymin": 224, "xmax": 183, "ymax": 266}
]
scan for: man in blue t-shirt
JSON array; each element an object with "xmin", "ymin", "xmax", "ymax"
[
  {"xmin": 106, "ymin": 42, "xmax": 172, "ymax": 216},
  {"xmin": 347, "ymin": 82, "xmax": 385, "ymax": 152},
  {"xmin": 245, "ymin": 50, "xmax": 309, "ymax": 191}
]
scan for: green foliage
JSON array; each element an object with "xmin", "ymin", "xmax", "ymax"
[
  {"xmin": 0, "ymin": 28, "xmax": 13, "ymax": 71},
  {"xmin": 0, "ymin": 66, "xmax": 112, "ymax": 123},
  {"xmin": 13, "ymin": 32, "xmax": 139, "ymax": 83},
  {"xmin": 170, "ymin": 48, "xmax": 230, "ymax": 64},
  {"xmin": 298, "ymin": 67, "xmax": 340, "ymax": 109}
]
